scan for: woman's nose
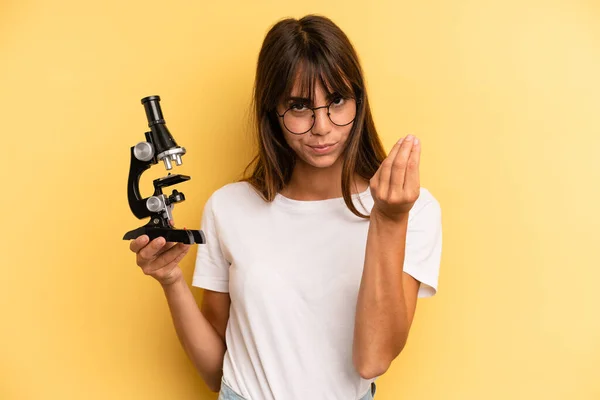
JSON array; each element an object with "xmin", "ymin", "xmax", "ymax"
[{"xmin": 311, "ymin": 107, "xmax": 333, "ymax": 135}]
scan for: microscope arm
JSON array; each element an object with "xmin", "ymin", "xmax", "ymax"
[{"xmin": 126, "ymin": 145, "xmax": 153, "ymax": 220}]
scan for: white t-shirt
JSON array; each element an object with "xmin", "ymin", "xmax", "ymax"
[{"xmin": 192, "ymin": 181, "xmax": 442, "ymax": 400}]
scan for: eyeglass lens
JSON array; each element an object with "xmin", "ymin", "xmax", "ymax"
[{"xmin": 283, "ymin": 98, "xmax": 357, "ymax": 134}]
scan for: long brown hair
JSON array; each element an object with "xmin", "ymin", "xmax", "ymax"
[{"xmin": 238, "ymin": 14, "xmax": 387, "ymax": 219}]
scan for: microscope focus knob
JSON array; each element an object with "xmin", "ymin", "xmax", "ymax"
[
  {"xmin": 146, "ymin": 196, "xmax": 165, "ymax": 213},
  {"xmin": 134, "ymin": 142, "xmax": 154, "ymax": 162}
]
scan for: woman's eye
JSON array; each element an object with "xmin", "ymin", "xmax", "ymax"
[
  {"xmin": 290, "ymin": 103, "xmax": 307, "ymax": 111},
  {"xmin": 332, "ymin": 97, "xmax": 345, "ymax": 105}
]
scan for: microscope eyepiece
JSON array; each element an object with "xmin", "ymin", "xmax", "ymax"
[
  {"xmin": 141, "ymin": 95, "xmax": 165, "ymax": 127},
  {"xmin": 140, "ymin": 95, "xmax": 185, "ymax": 170}
]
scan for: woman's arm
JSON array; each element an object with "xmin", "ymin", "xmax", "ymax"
[
  {"xmin": 353, "ymin": 135, "xmax": 422, "ymax": 379},
  {"xmin": 353, "ymin": 213, "xmax": 420, "ymax": 379},
  {"xmin": 162, "ymin": 277, "xmax": 229, "ymax": 392}
]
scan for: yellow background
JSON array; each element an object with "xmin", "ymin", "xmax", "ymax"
[{"xmin": 1, "ymin": 0, "xmax": 599, "ymax": 399}]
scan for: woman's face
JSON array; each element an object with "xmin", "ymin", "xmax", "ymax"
[{"xmin": 275, "ymin": 79, "xmax": 355, "ymax": 170}]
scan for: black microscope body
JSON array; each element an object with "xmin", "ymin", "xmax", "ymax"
[{"xmin": 122, "ymin": 96, "xmax": 205, "ymax": 245}]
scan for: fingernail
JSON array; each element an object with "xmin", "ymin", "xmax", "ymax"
[
  {"xmin": 406, "ymin": 134, "xmax": 414, "ymax": 141},
  {"xmin": 155, "ymin": 238, "xmax": 165, "ymax": 247},
  {"xmin": 397, "ymin": 137, "xmax": 404, "ymax": 144},
  {"xmin": 414, "ymin": 137, "xmax": 420, "ymax": 145}
]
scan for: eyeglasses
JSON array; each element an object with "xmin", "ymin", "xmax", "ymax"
[{"xmin": 275, "ymin": 97, "xmax": 360, "ymax": 135}]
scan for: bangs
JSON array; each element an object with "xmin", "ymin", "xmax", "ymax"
[{"xmin": 281, "ymin": 56, "xmax": 356, "ymax": 106}]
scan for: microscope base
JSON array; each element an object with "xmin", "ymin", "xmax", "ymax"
[{"xmin": 123, "ymin": 226, "xmax": 206, "ymax": 244}]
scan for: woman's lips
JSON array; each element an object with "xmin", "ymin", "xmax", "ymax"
[{"xmin": 307, "ymin": 142, "xmax": 338, "ymax": 154}]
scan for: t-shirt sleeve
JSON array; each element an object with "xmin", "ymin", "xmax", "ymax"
[
  {"xmin": 403, "ymin": 197, "xmax": 443, "ymax": 298},
  {"xmin": 191, "ymin": 193, "xmax": 230, "ymax": 293}
]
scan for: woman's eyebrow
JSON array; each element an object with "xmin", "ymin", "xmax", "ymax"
[
  {"xmin": 285, "ymin": 96, "xmax": 311, "ymax": 103},
  {"xmin": 285, "ymin": 92, "xmax": 338, "ymax": 104}
]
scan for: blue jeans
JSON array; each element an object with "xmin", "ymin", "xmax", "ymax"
[{"xmin": 217, "ymin": 377, "xmax": 377, "ymax": 400}]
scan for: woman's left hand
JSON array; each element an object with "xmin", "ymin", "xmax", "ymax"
[{"xmin": 369, "ymin": 134, "xmax": 421, "ymax": 223}]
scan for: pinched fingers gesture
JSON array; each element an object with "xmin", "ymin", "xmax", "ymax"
[{"xmin": 370, "ymin": 134, "xmax": 421, "ymax": 222}]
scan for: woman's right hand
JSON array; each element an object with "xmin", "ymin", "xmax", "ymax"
[{"xmin": 129, "ymin": 235, "xmax": 192, "ymax": 286}]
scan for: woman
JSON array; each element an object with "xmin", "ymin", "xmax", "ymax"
[{"xmin": 129, "ymin": 15, "xmax": 442, "ymax": 400}]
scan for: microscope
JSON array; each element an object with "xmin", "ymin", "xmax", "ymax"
[{"xmin": 122, "ymin": 95, "xmax": 206, "ymax": 245}]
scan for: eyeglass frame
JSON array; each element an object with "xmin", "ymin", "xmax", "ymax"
[{"xmin": 275, "ymin": 96, "xmax": 362, "ymax": 135}]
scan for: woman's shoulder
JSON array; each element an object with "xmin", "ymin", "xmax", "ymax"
[
  {"xmin": 408, "ymin": 187, "xmax": 442, "ymax": 222},
  {"xmin": 206, "ymin": 181, "xmax": 262, "ymax": 211},
  {"xmin": 212, "ymin": 181, "xmax": 254, "ymax": 198},
  {"xmin": 415, "ymin": 187, "xmax": 439, "ymax": 207}
]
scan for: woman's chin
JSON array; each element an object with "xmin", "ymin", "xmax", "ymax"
[{"xmin": 300, "ymin": 154, "xmax": 340, "ymax": 169}]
